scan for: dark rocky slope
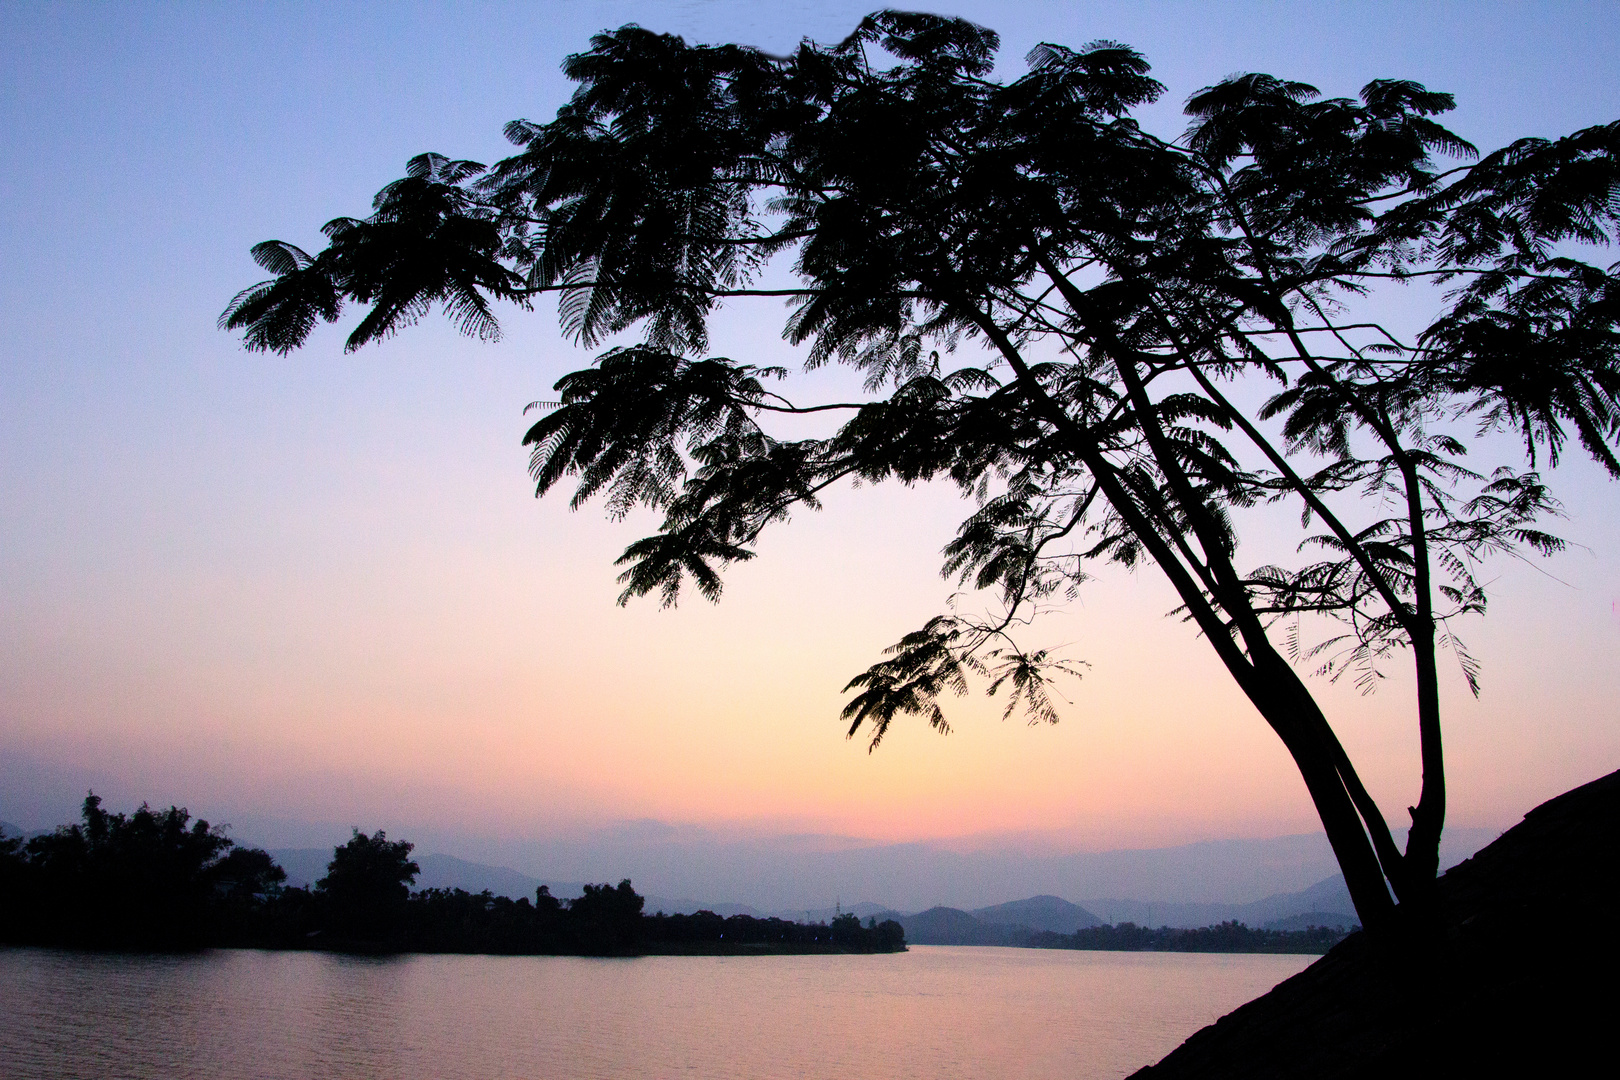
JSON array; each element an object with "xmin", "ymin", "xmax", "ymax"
[{"xmin": 1132, "ymin": 768, "xmax": 1620, "ymax": 1078}]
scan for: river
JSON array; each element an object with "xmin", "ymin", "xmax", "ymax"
[{"xmin": 0, "ymin": 945, "xmax": 1310, "ymax": 1080}]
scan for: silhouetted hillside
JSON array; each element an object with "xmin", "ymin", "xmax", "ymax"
[
  {"xmin": 1133, "ymin": 769, "xmax": 1620, "ymax": 1077},
  {"xmin": 879, "ymin": 905, "xmax": 1038, "ymax": 945},
  {"xmin": 973, "ymin": 894, "xmax": 1102, "ymax": 932}
]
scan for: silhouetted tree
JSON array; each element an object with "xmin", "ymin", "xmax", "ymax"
[
  {"xmin": 405, "ymin": 887, "xmax": 560, "ymax": 953},
  {"xmin": 223, "ymin": 12, "xmax": 1620, "ymax": 935},
  {"xmin": 0, "ymin": 829, "xmax": 29, "ymax": 932},
  {"xmin": 5, "ymin": 793, "xmax": 284, "ymax": 948},
  {"xmin": 830, "ymin": 912, "xmax": 869, "ymax": 949},
  {"xmin": 534, "ymin": 883, "xmax": 564, "ymax": 916},
  {"xmin": 568, "ymin": 878, "xmax": 645, "ymax": 953},
  {"xmin": 317, "ymin": 829, "xmax": 420, "ymax": 941},
  {"xmin": 210, "ymin": 845, "xmax": 290, "ymax": 931}
]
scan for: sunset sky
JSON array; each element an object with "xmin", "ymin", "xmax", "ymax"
[{"xmin": 3, "ymin": 1, "xmax": 1618, "ymax": 903}]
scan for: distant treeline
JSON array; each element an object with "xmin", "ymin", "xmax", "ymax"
[
  {"xmin": 0, "ymin": 796, "xmax": 904, "ymax": 955},
  {"xmin": 1029, "ymin": 921, "xmax": 1350, "ymax": 954}
]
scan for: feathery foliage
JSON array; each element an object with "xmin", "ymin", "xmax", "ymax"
[{"xmin": 225, "ymin": 12, "xmax": 1620, "ymax": 933}]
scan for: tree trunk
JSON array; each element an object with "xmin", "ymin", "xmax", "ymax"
[
  {"xmin": 1241, "ymin": 676, "xmax": 1397, "ymax": 931},
  {"xmin": 1404, "ymin": 630, "xmax": 1447, "ymax": 890}
]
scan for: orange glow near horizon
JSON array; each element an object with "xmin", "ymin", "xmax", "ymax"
[{"xmin": 6, "ymin": 429, "xmax": 1615, "ymax": 849}]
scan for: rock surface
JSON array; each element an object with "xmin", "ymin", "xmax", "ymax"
[{"xmin": 1131, "ymin": 769, "xmax": 1620, "ymax": 1078}]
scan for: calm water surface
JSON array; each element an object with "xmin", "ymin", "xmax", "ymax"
[{"xmin": 0, "ymin": 945, "xmax": 1309, "ymax": 1080}]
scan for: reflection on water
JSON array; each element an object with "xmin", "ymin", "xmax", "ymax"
[{"xmin": 0, "ymin": 945, "xmax": 1309, "ymax": 1080}]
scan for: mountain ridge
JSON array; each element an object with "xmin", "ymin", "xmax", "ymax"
[
  {"xmin": 872, "ymin": 878, "xmax": 1361, "ymax": 944},
  {"xmin": 267, "ymin": 846, "xmax": 1361, "ymax": 936}
]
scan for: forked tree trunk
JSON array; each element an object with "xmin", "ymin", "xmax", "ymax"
[
  {"xmin": 1194, "ymin": 639, "xmax": 1399, "ymax": 931},
  {"xmin": 971, "ymin": 280, "xmax": 1411, "ymax": 934}
]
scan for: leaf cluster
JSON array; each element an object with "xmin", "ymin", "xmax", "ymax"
[{"xmin": 224, "ymin": 11, "xmax": 1619, "ymax": 748}]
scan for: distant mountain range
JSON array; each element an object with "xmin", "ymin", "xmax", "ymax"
[
  {"xmin": 241, "ymin": 820, "xmax": 1496, "ymax": 913},
  {"xmin": 872, "ymin": 896, "xmax": 1103, "ymax": 946},
  {"xmin": 268, "ymin": 848, "xmax": 1358, "ymax": 941},
  {"xmin": 870, "ymin": 878, "xmax": 1359, "ymax": 944},
  {"xmin": 1082, "ymin": 873, "xmax": 1358, "ymax": 930}
]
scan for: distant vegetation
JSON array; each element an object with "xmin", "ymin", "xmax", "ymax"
[
  {"xmin": 0, "ymin": 795, "xmax": 903, "ymax": 955},
  {"xmin": 1030, "ymin": 921, "xmax": 1350, "ymax": 954}
]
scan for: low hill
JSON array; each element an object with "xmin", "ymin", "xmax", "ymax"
[
  {"xmin": 877, "ymin": 906, "xmax": 1037, "ymax": 946},
  {"xmin": 1133, "ymin": 769, "xmax": 1620, "ymax": 1077},
  {"xmin": 972, "ymin": 894, "xmax": 1102, "ymax": 933}
]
